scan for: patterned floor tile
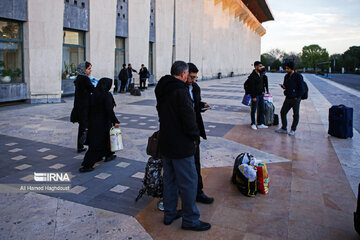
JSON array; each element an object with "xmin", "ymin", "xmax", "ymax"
[
  {"xmin": 37, "ymin": 148, "xmax": 51, "ymax": 152},
  {"xmin": 20, "ymin": 174, "xmax": 34, "ymax": 182},
  {"xmin": 69, "ymin": 185, "xmax": 87, "ymax": 194},
  {"xmin": 15, "ymin": 164, "xmax": 32, "ymax": 170},
  {"xmin": 9, "ymin": 148, "xmax": 22, "ymax": 153},
  {"xmin": 5, "ymin": 142, "xmax": 18, "ymax": 146},
  {"xmin": 131, "ymin": 172, "xmax": 145, "ymax": 179},
  {"xmin": 11, "ymin": 155, "xmax": 27, "ymax": 161},
  {"xmin": 116, "ymin": 162, "xmax": 130, "ymax": 168},
  {"xmin": 110, "ymin": 185, "xmax": 129, "ymax": 194},
  {"xmin": 42, "ymin": 155, "xmax": 57, "ymax": 160},
  {"xmin": 95, "ymin": 173, "xmax": 112, "ymax": 180},
  {"xmin": 49, "ymin": 163, "xmax": 66, "ymax": 169}
]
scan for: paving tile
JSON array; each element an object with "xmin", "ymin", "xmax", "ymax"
[
  {"xmin": 15, "ymin": 164, "xmax": 32, "ymax": 170},
  {"xmin": 37, "ymin": 148, "xmax": 50, "ymax": 152},
  {"xmin": 20, "ymin": 174, "xmax": 34, "ymax": 182},
  {"xmin": 42, "ymin": 154, "xmax": 57, "ymax": 160},
  {"xmin": 120, "ymin": 122, "xmax": 128, "ymax": 126},
  {"xmin": 5, "ymin": 142, "xmax": 18, "ymax": 146},
  {"xmin": 11, "ymin": 155, "xmax": 27, "ymax": 161},
  {"xmin": 9, "ymin": 148, "xmax": 22, "ymax": 153},
  {"xmin": 130, "ymin": 119, "xmax": 138, "ymax": 122},
  {"xmin": 94, "ymin": 173, "xmax": 112, "ymax": 180},
  {"xmin": 149, "ymin": 126, "xmax": 157, "ymax": 129},
  {"xmin": 139, "ymin": 116, "xmax": 147, "ymax": 119},
  {"xmin": 49, "ymin": 163, "xmax": 66, "ymax": 169},
  {"xmin": 73, "ymin": 155, "xmax": 84, "ymax": 159},
  {"xmin": 139, "ymin": 123, "xmax": 146, "ymax": 126},
  {"xmin": 69, "ymin": 185, "xmax": 87, "ymax": 194},
  {"xmin": 116, "ymin": 162, "xmax": 131, "ymax": 168},
  {"xmin": 109, "ymin": 185, "xmax": 129, "ymax": 194},
  {"xmin": 131, "ymin": 172, "xmax": 145, "ymax": 179}
]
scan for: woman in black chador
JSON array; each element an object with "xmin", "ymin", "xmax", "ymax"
[
  {"xmin": 71, "ymin": 61, "xmax": 94, "ymax": 153},
  {"xmin": 79, "ymin": 78, "xmax": 120, "ymax": 172}
]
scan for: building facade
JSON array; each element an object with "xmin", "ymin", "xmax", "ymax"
[{"xmin": 0, "ymin": 0, "xmax": 273, "ymax": 103}]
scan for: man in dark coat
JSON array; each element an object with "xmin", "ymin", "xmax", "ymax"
[
  {"xmin": 276, "ymin": 61, "xmax": 304, "ymax": 136},
  {"xmin": 79, "ymin": 78, "xmax": 120, "ymax": 172},
  {"xmin": 245, "ymin": 61, "xmax": 268, "ymax": 130},
  {"xmin": 126, "ymin": 63, "xmax": 137, "ymax": 91},
  {"xmin": 118, "ymin": 64, "xmax": 128, "ymax": 93},
  {"xmin": 139, "ymin": 64, "xmax": 148, "ymax": 90},
  {"xmin": 186, "ymin": 63, "xmax": 214, "ymax": 204},
  {"xmin": 71, "ymin": 61, "xmax": 95, "ymax": 153},
  {"xmin": 155, "ymin": 61, "xmax": 211, "ymax": 231}
]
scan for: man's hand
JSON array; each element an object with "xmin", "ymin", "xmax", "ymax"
[
  {"xmin": 114, "ymin": 123, "xmax": 120, "ymax": 128},
  {"xmin": 204, "ymin": 102, "xmax": 210, "ymax": 108},
  {"xmin": 280, "ymin": 84, "xmax": 285, "ymax": 89},
  {"xmin": 252, "ymin": 98, "xmax": 257, "ymax": 102}
]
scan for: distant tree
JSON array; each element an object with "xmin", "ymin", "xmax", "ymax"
[
  {"xmin": 343, "ymin": 46, "xmax": 360, "ymax": 72},
  {"xmin": 283, "ymin": 52, "xmax": 302, "ymax": 69},
  {"xmin": 261, "ymin": 53, "xmax": 275, "ymax": 68},
  {"xmin": 271, "ymin": 59, "xmax": 282, "ymax": 70},
  {"xmin": 301, "ymin": 44, "xmax": 329, "ymax": 70},
  {"xmin": 268, "ymin": 48, "xmax": 286, "ymax": 61},
  {"xmin": 330, "ymin": 54, "xmax": 343, "ymax": 73}
]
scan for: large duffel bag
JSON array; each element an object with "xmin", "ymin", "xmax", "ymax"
[
  {"xmin": 130, "ymin": 88, "xmax": 141, "ymax": 96},
  {"xmin": 328, "ymin": 105, "xmax": 353, "ymax": 138},
  {"xmin": 231, "ymin": 153, "xmax": 257, "ymax": 197}
]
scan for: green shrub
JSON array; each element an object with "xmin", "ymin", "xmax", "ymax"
[
  {"xmin": 355, "ymin": 70, "xmax": 360, "ymax": 75},
  {"xmin": 317, "ymin": 71, "xmax": 325, "ymax": 76},
  {"xmin": 270, "ymin": 69, "xmax": 277, "ymax": 72}
]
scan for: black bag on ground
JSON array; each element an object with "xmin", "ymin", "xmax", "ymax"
[
  {"xmin": 128, "ymin": 83, "xmax": 134, "ymax": 92},
  {"xmin": 130, "ymin": 88, "xmax": 141, "ymax": 96},
  {"xmin": 354, "ymin": 184, "xmax": 360, "ymax": 235},
  {"xmin": 231, "ymin": 153, "xmax": 257, "ymax": 197},
  {"xmin": 135, "ymin": 157, "xmax": 163, "ymax": 201},
  {"xmin": 328, "ymin": 104, "xmax": 353, "ymax": 139},
  {"xmin": 301, "ymin": 81, "xmax": 309, "ymax": 100},
  {"xmin": 146, "ymin": 131, "xmax": 160, "ymax": 159},
  {"xmin": 273, "ymin": 114, "xmax": 279, "ymax": 126}
]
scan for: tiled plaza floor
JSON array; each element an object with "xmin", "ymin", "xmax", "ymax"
[{"xmin": 0, "ymin": 73, "xmax": 359, "ymax": 239}]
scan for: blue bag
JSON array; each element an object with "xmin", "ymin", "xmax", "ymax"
[{"xmin": 242, "ymin": 94, "xmax": 252, "ymax": 106}]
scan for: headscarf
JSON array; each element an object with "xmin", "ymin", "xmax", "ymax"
[
  {"xmin": 76, "ymin": 62, "xmax": 87, "ymax": 76},
  {"xmin": 93, "ymin": 78, "xmax": 115, "ymax": 106}
]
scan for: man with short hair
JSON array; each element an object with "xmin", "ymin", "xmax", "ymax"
[
  {"xmin": 246, "ymin": 61, "xmax": 268, "ymax": 130},
  {"xmin": 155, "ymin": 61, "xmax": 211, "ymax": 231},
  {"xmin": 139, "ymin": 64, "xmax": 148, "ymax": 90},
  {"xmin": 126, "ymin": 63, "xmax": 137, "ymax": 92},
  {"xmin": 118, "ymin": 64, "xmax": 128, "ymax": 93},
  {"xmin": 276, "ymin": 61, "xmax": 304, "ymax": 136},
  {"xmin": 186, "ymin": 62, "xmax": 214, "ymax": 204}
]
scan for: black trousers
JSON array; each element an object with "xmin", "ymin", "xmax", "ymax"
[
  {"xmin": 77, "ymin": 124, "xmax": 86, "ymax": 150},
  {"xmin": 194, "ymin": 140, "xmax": 204, "ymax": 195},
  {"xmin": 280, "ymin": 98, "xmax": 301, "ymax": 131},
  {"xmin": 140, "ymin": 78, "xmax": 146, "ymax": 89},
  {"xmin": 120, "ymin": 79, "xmax": 127, "ymax": 92},
  {"xmin": 81, "ymin": 149, "xmax": 114, "ymax": 168}
]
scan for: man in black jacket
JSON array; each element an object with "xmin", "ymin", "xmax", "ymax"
[
  {"xmin": 186, "ymin": 63, "xmax": 214, "ymax": 204},
  {"xmin": 118, "ymin": 64, "xmax": 128, "ymax": 93},
  {"xmin": 246, "ymin": 61, "xmax": 268, "ymax": 130},
  {"xmin": 275, "ymin": 61, "xmax": 304, "ymax": 136},
  {"xmin": 155, "ymin": 61, "xmax": 211, "ymax": 231},
  {"xmin": 126, "ymin": 63, "xmax": 137, "ymax": 91},
  {"xmin": 139, "ymin": 64, "xmax": 148, "ymax": 90}
]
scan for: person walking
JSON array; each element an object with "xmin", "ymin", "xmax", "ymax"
[
  {"xmin": 71, "ymin": 61, "xmax": 95, "ymax": 153},
  {"xmin": 246, "ymin": 61, "xmax": 268, "ymax": 130},
  {"xmin": 118, "ymin": 64, "xmax": 128, "ymax": 93},
  {"xmin": 79, "ymin": 78, "xmax": 120, "ymax": 172},
  {"xmin": 126, "ymin": 63, "xmax": 137, "ymax": 91},
  {"xmin": 275, "ymin": 61, "xmax": 304, "ymax": 136},
  {"xmin": 139, "ymin": 64, "xmax": 148, "ymax": 90},
  {"xmin": 186, "ymin": 62, "xmax": 214, "ymax": 204},
  {"xmin": 155, "ymin": 61, "xmax": 211, "ymax": 231}
]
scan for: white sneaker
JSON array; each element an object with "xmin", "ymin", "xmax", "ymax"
[
  {"xmin": 257, "ymin": 124, "xmax": 268, "ymax": 129},
  {"xmin": 251, "ymin": 124, "xmax": 257, "ymax": 130},
  {"xmin": 275, "ymin": 128, "xmax": 288, "ymax": 134},
  {"xmin": 288, "ymin": 130, "xmax": 296, "ymax": 136}
]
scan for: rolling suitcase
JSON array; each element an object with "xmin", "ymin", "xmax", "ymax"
[
  {"xmin": 328, "ymin": 105, "xmax": 353, "ymax": 139},
  {"xmin": 263, "ymin": 101, "xmax": 275, "ymax": 126}
]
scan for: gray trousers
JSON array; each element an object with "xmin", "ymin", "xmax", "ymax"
[{"xmin": 162, "ymin": 155, "xmax": 200, "ymax": 227}]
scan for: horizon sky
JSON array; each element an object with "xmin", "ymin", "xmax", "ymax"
[{"xmin": 261, "ymin": 0, "xmax": 360, "ymax": 55}]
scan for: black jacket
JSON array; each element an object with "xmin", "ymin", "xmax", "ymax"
[
  {"xmin": 139, "ymin": 67, "xmax": 148, "ymax": 79},
  {"xmin": 246, "ymin": 70, "xmax": 266, "ymax": 98},
  {"xmin": 155, "ymin": 75, "xmax": 199, "ymax": 159},
  {"xmin": 127, "ymin": 67, "xmax": 137, "ymax": 78},
  {"xmin": 71, "ymin": 75, "xmax": 95, "ymax": 127},
  {"xmin": 262, "ymin": 74, "xmax": 269, "ymax": 93},
  {"xmin": 191, "ymin": 82, "xmax": 207, "ymax": 140},
  {"xmin": 283, "ymin": 72, "xmax": 304, "ymax": 99},
  {"xmin": 118, "ymin": 68, "xmax": 128, "ymax": 82}
]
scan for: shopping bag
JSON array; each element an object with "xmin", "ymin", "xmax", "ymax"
[
  {"xmin": 110, "ymin": 127, "xmax": 123, "ymax": 152},
  {"xmin": 242, "ymin": 94, "xmax": 252, "ymax": 106}
]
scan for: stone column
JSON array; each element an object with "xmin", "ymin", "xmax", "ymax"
[
  {"xmin": 24, "ymin": 0, "xmax": 64, "ymax": 103},
  {"xmin": 86, "ymin": 0, "xmax": 117, "ymax": 79}
]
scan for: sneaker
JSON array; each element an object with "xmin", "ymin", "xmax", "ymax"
[
  {"xmin": 275, "ymin": 128, "xmax": 288, "ymax": 134},
  {"xmin": 288, "ymin": 130, "xmax": 296, "ymax": 136},
  {"xmin": 251, "ymin": 124, "xmax": 257, "ymax": 130},
  {"xmin": 257, "ymin": 124, "xmax": 268, "ymax": 129}
]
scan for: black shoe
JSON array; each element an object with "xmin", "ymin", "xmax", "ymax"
[
  {"xmin": 196, "ymin": 193, "xmax": 214, "ymax": 204},
  {"xmin": 104, "ymin": 155, "xmax": 116, "ymax": 162},
  {"xmin": 79, "ymin": 167, "xmax": 94, "ymax": 173},
  {"xmin": 182, "ymin": 221, "xmax": 211, "ymax": 231},
  {"xmin": 77, "ymin": 147, "xmax": 87, "ymax": 153},
  {"xmin": 164, "ymin": 210, "xmax": 182, "ymax": 225}
]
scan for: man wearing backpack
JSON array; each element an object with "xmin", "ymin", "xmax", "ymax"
[
  {"xmin": 275, "ymin": 61, "xmax": 305, "ymax": 136},
  {"xmin": 186, "ymin": 63, "xmax": 214, "ymax": 204},
  {"xmin": 155, "ymin": 61, "xmax": 211, "ymax": 231}
]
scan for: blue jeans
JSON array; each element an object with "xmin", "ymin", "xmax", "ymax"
[
  {"xmin": 251, "ymin": 94, "xmax": 265, "ymax": 125},
  {"xmin": 126, "ymin": 78, "xmax": 132, "ymax": 91},
  {"xmin": 162, "ymin": 155, "xmax": 200, "ymax": 227}
]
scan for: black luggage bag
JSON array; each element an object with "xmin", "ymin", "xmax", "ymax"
[
  {"xmin": 130, "ymin": 88, "xmax": 141, "ymax": 96},
  {"xmin": 355, "ymin": 184, "xmax": 360, "ymax": 235},
  {"xmin": 328, "ymin": 105, "xmax": 353, "ymax": 139}
]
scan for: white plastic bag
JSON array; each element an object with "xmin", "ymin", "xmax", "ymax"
[
  {"xmin": 238, "ymin": 164, "xmax": 257, "ymax": 182},
  {"xmin": 110, "ymin": 127, "xmax": 123, "ymax": 152}
]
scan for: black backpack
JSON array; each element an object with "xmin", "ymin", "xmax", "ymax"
[
  {"xmin": 131, "ymin": 88, "xmax": 141, "ymax": 96},
  {"xmin": 301, "ymin": 81, "xmax": 308, "ymax": 100},
  {"xmin": 354, "ymin": 183, "xmax": 360, "ymax": 235},
  {"xmin": 231, "ymin": 153, "xmax": 257, "ymax": 197},
  {"xmin": 135, "ymin": 157, "xmax": 163, "ymax": 201}
]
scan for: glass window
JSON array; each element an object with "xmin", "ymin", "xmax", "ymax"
[
  {"xmin": 62, "ymin": 30, "xmax": 85, "ymax": 79},
  {"xmin": 115, "ymin": 37, "xmax": 125, "ymax": 77},
  {"xmin": 0, "ymin": 20, "xmax": 23, "ymax": 84},
  {"xmin": 148, "ymin": 42, "xmax": 153, "ymax": 74}
]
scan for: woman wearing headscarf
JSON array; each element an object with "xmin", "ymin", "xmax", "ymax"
[
  {"xmin": 70, "ymin": 61, "xmax": 95, "ymax": 153},
  {"xmin": 79, "ymin": 78, "xmax": 120, "ymax": 172}
]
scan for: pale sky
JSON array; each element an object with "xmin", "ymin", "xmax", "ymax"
[{"xmin": 261, "ymin": 0, "xmax": 360, "ymax": 55}]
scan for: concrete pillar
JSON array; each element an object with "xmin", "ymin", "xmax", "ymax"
[
  {"xmin": 189, "ymin": 0, "xmax": 204, "ymax": 79},
  {"xmin": 86, "ymin": 0, "xmax": 117, "ymax": 80},
  {"xmin": 154, "ymin": 0, "xmax": 175, "ymax": 80},
  {"xmin": 24, "ymin": 0, "xmax": 64, "ymax": 103},
  {"xmin": 174, "ymin": 0, "xmax": 191, "ymax": 62},
  {"xmin": 128, "ymin": 0, "xmax": 150, "ymax": 71}
]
